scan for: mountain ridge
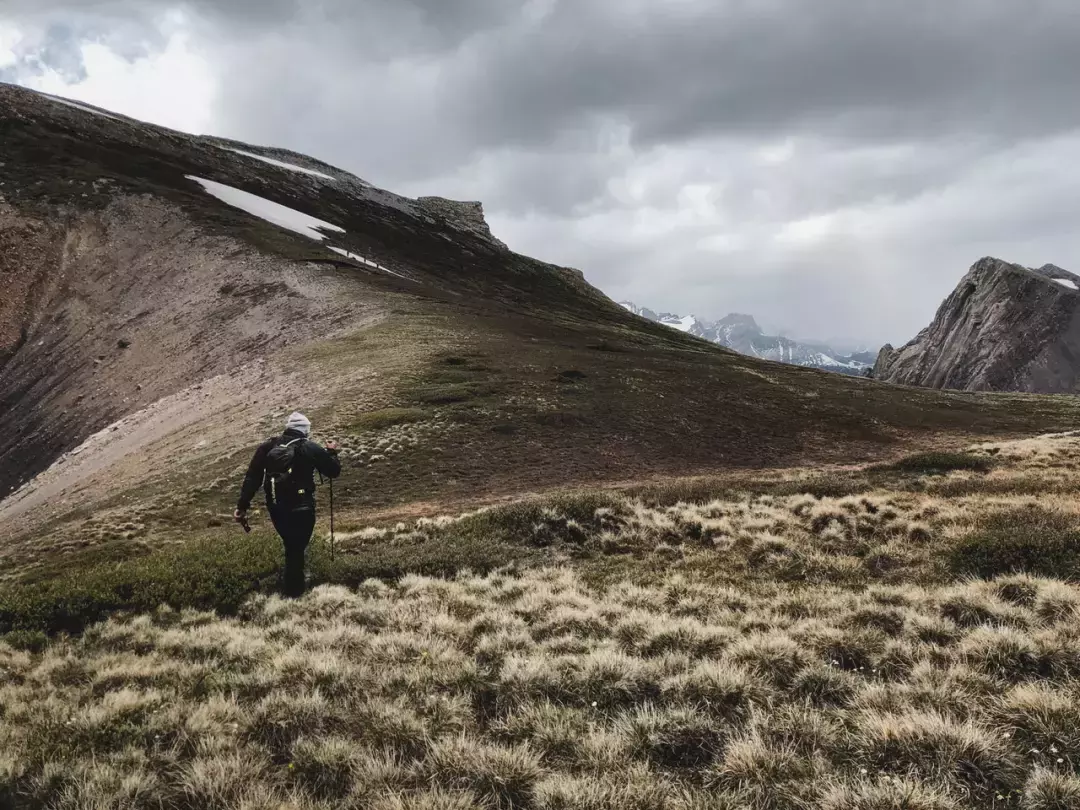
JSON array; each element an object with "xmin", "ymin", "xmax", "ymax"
[{"xmin": 619, "ymin": 301, "xmax": 875, "ymax": 375}]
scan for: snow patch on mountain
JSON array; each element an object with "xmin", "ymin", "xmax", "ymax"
[
  {"xmin": 327, "ymin": 246, "xmax": 415, "ymax": 282},
  {"xmin": 43, "ymin": 94, "xmax": 123, "ymax": 121},
  {"xmin": 188, "ymin": 173, "xmax": 421, "ymax": 283},
  {"xmin": 663, "ymin": 314, "xmax": 699, "ymax": 333},
  {"xmin": 328, "ymin": 246, "xmax": 375, "ymax": 265},
  {"xmin": 225, "ymin": 148, "xmax": 337, "ymax": 181},
  {"xmin": 186, "ymin": 176, "xmax": 344, "ymax": 241}
]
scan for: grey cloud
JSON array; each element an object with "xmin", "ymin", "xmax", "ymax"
[
  {"xmin": 401, "ymin": 135, "xmax": 635, "ymax": 218},
  {"xmin": 4, "ymin": 0, "xmax": 520, "ymax": 52},
  {"xmin": 488, "ymin": 128, "xmax": 1080, "ymax": 346},
  {"xmin": 186, "ymin": 0, "xmax": 515, "ymax": 36},
  {"xmin": 27, "ymin": 0, "xmax": 1080, "ymax": 150},
  {"xmin": 28, "ymin": 24, "xmax": 88, "ymax": 81},
  {"xmin": 0, "ymin": 23, "xmax": 89, "ymax": 83},
  {"xmin": 443, "ymin": 0, "xmax": 1080, "ymax": 151}
]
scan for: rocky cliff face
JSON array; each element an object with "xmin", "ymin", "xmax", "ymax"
[{"xmin": 874, "ymin": 258, "xmax": 1080, "ymax": 392}]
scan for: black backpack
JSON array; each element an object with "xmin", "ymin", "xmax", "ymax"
[{"xmin": 265, "ymin": 436, "xmax": 306, "ymax": 504}]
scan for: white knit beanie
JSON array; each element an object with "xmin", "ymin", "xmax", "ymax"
[{"xmin": 285, "ymin": 412, "xmax": 311, "ymax": 436}]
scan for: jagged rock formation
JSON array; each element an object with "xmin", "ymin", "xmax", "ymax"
[
  {"xmin": 702, "ymin": 314, "xmax": 766, "ymax": 352},
  {"xmin": 619, "ymin": 303, "xmax": 873, "ymax": 375},
  {"xmin": 874, "ymin": 258, "xmax": 1080, "ymax": 392}
]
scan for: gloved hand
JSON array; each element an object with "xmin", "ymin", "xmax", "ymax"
[{"xmin": 326, "ymin": 440, "xmax": 340, "ymax": 456}]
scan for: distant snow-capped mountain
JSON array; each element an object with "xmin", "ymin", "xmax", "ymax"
[{"xmin": 619, "ymin": 302, "xmax": 875, "ymax": 376}]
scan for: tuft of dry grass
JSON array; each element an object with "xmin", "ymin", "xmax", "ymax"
[
  {"xmin": 423, "ymin": 737, "xmax": 543, "ymax": 809},
  {"xmin": 1022, "ymin": 768, "xmax": 1080, "ymax": 810},
  {"xmin": 819, "ymin": 778, "xmax": 960, "ymax": 810},
  {"xmin": 616, "ymin": 704, "xmax": 728, "ymax": 769}
]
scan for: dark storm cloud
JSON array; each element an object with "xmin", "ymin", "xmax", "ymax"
[
  {"xmin": 18, "ymin": 1, "xmax": 1080, "ymax": 148},
  {"xmin": 6, "ymin": 0, "xmax": 1080, "ymax": 346},
  {"xmin": 434, "ymin": 0, "xmax": 1080, "ymax": 159}
]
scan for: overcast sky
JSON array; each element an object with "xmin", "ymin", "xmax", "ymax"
[{"xmin": 4, "ymin": 1, "xmax": 1080, "ymax": 348}]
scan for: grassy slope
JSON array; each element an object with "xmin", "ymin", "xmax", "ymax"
[
  {"xmin": 6, "ymin": 434, "xmax": 1080, "ymax": 809},
  {"xmin": 6, "ymin": 82, "xmax": 1080, "ymax": 576},
  {"xmin": 12, "ymin": 299, "xmax": 1080, "ymax": 582}
]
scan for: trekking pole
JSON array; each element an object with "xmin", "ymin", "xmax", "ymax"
[{"xmin": 329, "ymin": 477, "xmax": 336, "ymax": 563}]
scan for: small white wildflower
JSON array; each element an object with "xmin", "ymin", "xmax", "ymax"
[
  {"xmin": 1051, "ymin": 746, "xmax": 1059, "ymax": 753},
  {"xmin": 859, "ymin": 768, "xmax": 868, "ymax": 775}
]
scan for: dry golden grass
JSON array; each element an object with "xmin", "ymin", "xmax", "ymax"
[
  {"xmin": 6, "ymin": 432, "xmax": 1080, "ymax": 809},
  {"xmin": 5, "ymin": 568, "xmax": 1080, "ymax": 808}
]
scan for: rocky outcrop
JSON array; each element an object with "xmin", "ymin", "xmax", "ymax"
[
  {"xmin": 416, "ymin": 197, "xmax": 508, "ymax": 249},
  {"xmin": 872, "ymin": 345, "xmax": 898, "ymax": 379},
  {"xmin": 874, "ymin": 258, "xmax": 1080, "ymax": 392}
]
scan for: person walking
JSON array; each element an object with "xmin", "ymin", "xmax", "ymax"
[{"xmin": 234, "ymin": 412, "xmax": 341, "ymax": 597}]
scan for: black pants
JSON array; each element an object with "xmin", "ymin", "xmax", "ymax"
[{"xmin": 268, "ymin": 505, "xmax": 316, "ymax": 597}]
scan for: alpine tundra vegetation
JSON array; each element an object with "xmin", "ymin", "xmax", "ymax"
[{"xmin": 6, "ymin": 432, "xmax": 1080, "ymax": 809}]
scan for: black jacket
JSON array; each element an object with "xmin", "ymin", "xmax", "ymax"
[{"xmin": 237, "ymin": 429, "xmax": 341, "ymax": 511}]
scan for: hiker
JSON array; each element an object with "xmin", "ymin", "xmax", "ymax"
[{"xmin": 234, "ymin": 412, "xmax": 341, "ymax": 597}]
